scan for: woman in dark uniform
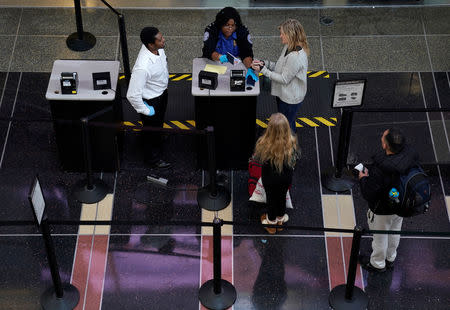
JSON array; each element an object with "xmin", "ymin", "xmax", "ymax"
[{"xmin": 202, "ymin": 7, "xmax": 258, "ymax": 80}]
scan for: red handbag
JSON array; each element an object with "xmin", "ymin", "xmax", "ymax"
[{"xmin": 248, "ymin": 158, "xmax": 262, "ymax": 196}]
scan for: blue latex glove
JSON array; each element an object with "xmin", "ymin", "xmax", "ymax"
[
  {"xmin": 144, "ymin": 102, "xmax": 155, "ymax": 116},
  {"xmin": 219, "ymin": 54, "xmax": 228, "ymax": 63},
  {"xmin": 246, "ymin": 68, "xmax": 259, "ymax": 82}
]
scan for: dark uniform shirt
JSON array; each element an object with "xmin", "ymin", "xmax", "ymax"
[
  {"xmin": 202, "ymin": 22, "xmax": 254, "ymax": 60},
  {"xmin": 359, "ymin": 145, "xmax": 419, "ymax": 214}
]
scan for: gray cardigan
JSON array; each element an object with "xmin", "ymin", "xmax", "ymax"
[{"xmin": 261, "ymin": 45, "xmax": 308, "ymax": 104}]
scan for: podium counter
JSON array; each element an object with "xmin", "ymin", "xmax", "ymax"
[
  {"xmin": 192, "ymin": 58, "xmax": 259, "ymax": 169},
  {"xmin": 46, "ymin": 60, "xmax": 122, "ymax": 172}
]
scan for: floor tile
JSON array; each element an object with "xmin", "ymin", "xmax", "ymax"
[
  {"xmin": 10, "ymin": 36, "xmax": 118, "ymax": 72},
  {"xmin": 0, "ymin": 35, "xmax": 15, "ymax": 72},
  {"xmin": 422, "ymin": 6, "xmax": 450, "ymax": 35},
  {"xmin": 320, "ymin": 7, "xmax": 423, "ymax": 36},
  {"xmin": 233, "ymin": 236, "xmax": 330, "ymax": 310},
  {"xmin": 361, "ymin": 238, "xmax": 450, "ymax": 310},
  {"xmin": 433, "ymin": 72, "xmax": 450, "ymax": 108},
  {"xmin": 239, "ymin": 9, "xmax": 289, "ymax": 36},
  {"xmin": 0, "ymin": 236, "xmax": 76, "ymax": 310},
  {"xmin": 0, "ymin": 8, "xmax": 21, "ymax": 35},
  {"xmin": 102, "ymin": 235, "xmax": 201, "ymax": 310},
  {"xmin": 323, "ymin": 36, "xmax": 430, "ymax": 72},
  {"xmin": 19, "ymin": 8, "xmax": 117, "ymax": 36},
  {"xmin": 426, "ymin": 35, "xmax": 450, "ymax": 72},
  {"xmin": 122, "ymin": 9, "xmax": 213, "ymax": 37}
]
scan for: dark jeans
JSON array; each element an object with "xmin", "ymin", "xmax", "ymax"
[
  {"xmin": 141, "ymin": 90, "xmax": 168, "ymax": 164},
  {"xmin": 276, "ymin": 97, "xmax": 302, "ymax": 133},
  {"xmin": 261, "ymin": 163, "xmax": 293, "ymax": 222}
]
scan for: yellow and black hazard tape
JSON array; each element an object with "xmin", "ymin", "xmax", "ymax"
[
  {"xmin": 121, "ymin": 71, "xmax": 329, "ymax": 82},
  {"xmin": 167, "ymin": 71, "xmax": 329, "ymax": 81},
  {"xmin": 122, "ymin": 117, "xmax": 337, "ymax": 131}
]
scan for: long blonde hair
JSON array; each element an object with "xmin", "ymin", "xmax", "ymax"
[
  {"xmin": 253, "ymin": 113, "xmax": 298, "ymax": 173},
  {"xmin": 280, "ymin": 19, "xmax": 310, "ymax": 56}
]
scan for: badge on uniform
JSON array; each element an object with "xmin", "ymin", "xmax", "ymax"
[{"xmin": 233, "ymin": 40, "xmax": 236, "ymax": 46}]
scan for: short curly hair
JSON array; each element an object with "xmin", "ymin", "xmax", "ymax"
[{"xmin": 214, "ymin": 7, "xmax": 242, "ymax": 29}]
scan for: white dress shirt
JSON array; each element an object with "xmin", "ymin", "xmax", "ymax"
[{"xmin": 126, "ymin": 45, "xmax": 169, "ymax": 115}]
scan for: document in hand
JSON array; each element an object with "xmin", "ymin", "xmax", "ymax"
[{"xmin": 226, "ymin": 52, "xmax": 241, "ymax": 65}]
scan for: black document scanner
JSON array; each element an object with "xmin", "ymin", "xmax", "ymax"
[{"xmin": 198, "ymin": 70, "xmax": 218, "ymax": 90}]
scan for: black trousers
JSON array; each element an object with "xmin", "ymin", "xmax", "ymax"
[
  {"xmin": 141, "ymin": 90, "xmax": 168, "ymax": 164},
  {"xmin": 262, "ymin": 163, "xmax": 293, "ymax": 222}
]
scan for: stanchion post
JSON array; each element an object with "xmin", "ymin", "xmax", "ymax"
[
  {"xmin": 39, "ymin": 218, "xmax": 81, "ymax": 309},
  {"xmin": 321, "ymin": 108, "xmax": 356, "ymax": 192},
  {"xmin": 66, "ymin": 0, "xmax": 96, "ymax": 51},
  {"xmin": 197, "ymin": 127, "xmax": 231, "ymax": 211},
  {"xmin": 212, "ymin": 218, "xmax": 222, "ymax": 294},
  {"xmin": 335, "ymin": 109, "xmax": 353, "ymax": 178},
  {"xmin": 74, "ymin": 0, "xmax": 84, "ymax": 40},
  {"xmin": 329, "ymin": 226, "xmax": 368, "ymax": 310},
  {"xmin": 118, "ymin": 14, "xmax": 131, "ymax": 83},
  {"xmin": 81, "ymin": 118, "xmax": 94, "ymax": 190},
  {"xmin": 206, "ymin": 126, "xmax": 218, "ymax": 197},
  {"xmin": 41, "ymin": 219, "xmax": 64, "ymax": 298},
  {"xmin": 72, "ymin": 118, "xmax": 109, "ymax": 204},
  {"xmin": 199, "ymin": 218, "xmax": 236, "ymax": 310}
]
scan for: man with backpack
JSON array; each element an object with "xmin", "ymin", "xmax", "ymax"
[{"xmin": 358, "ymin": 128, "xmax": 421, "ymax": 272}]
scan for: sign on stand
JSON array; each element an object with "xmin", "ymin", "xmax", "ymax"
[
  {"xmin": 28, "ymin": 175, "xmax": 46, "ymax": 226},
  {"xmin": 332, "ymin": 80, "xmax": 366, "ymax": 108}
]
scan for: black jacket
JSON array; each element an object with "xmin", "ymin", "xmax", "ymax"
[
  {"xmin": 359, "ymin": 145, "xmax": 419, "ymax": 215},
  {"xmin": 201, "ymin": 22, "xmax": 253, "ymax": 60}
]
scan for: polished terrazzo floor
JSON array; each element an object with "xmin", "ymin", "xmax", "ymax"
[{"xmin": 0, "ymin": 1, "xmax": 449, "ymax": 310}]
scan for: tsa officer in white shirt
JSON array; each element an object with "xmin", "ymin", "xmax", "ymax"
[{"xmin": 127, "ymin": 27, "xmax": 171, "ymax": 169}]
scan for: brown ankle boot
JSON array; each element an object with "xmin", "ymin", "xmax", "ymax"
[{"xmin": 261, "ymin": 214, "xmax": 277, "ymax": 234}]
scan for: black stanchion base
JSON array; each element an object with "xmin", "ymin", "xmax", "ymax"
[
  {"xmin": 329, "ymin": 284, "xmax": 368, "ymax": 310},
  {"xmin": 199, "ymin": 279, "xmax": 237, "ymax": 310},
  {"xmin": 66, "ymin": 32, "xmax": 96, "ymax": 51},
  {"xmin": 72, "ymin": 178, "xmax": 109, "ymax": 204},
  {"xmin": 321, "ymin": 167, "xmax": 357, "ymax": 192},
  {"xmin": 197, "ymin": 185, "xmax": 231, "ymax": 211},
  {"xmin": 41, "ymin": 283, "xmax": 80, "ymax": 310}
]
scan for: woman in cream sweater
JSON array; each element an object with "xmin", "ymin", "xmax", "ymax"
[{"xmin": 252, "ymin": 19, "xmax": 309, "ymax": 132}]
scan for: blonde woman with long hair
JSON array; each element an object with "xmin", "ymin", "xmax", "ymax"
[
  {"xmin": 252, "ymin": 19, "xmax": 309, "ymax": 132},
  {"xmin": 253, "ymin": 113, "xmax": 298, "ymax": 234}
]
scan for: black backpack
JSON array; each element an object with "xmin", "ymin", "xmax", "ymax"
[{"xmin": 394, "ymin": 165, "xmax": 431, "ymax": 217}]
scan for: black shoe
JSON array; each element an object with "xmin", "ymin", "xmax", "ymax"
[
  {"xmin": 150, "ymin": 159, "xmax": 171, "ymax": 169},
  {"xmin": 358, "ymin": 255, "xmax": 386, "ymax": 273},
  {"xmin": 385, "ymin": 260, "xmax": 394, "ymax": 269}
]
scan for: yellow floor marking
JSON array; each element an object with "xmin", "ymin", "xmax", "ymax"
[
  {"xmin": 186, "ymin": 120, "xmax": 196, "ymax": 127},
  {"xmin": 79, "ymin": 203, "xmax": 97, "ymax": 235},
  {"xmin": 202, "ymin": 202, "xmax": 233, "ymax": 236},
  {"xmin": 171, "ymin": 120, "xmax": 189, "ymax": 130},
  {"xmin": 187, "ymin": 78, "xmax": 192, "ymax": 81},
  {"xmin": 172, "ymin": 74, "xmax": 190, "ymax": 81},
  {"xmin": 169, "ymin": 74, "xmax": 175, "ymax": 78},
  {"xmin": 309, "ymin": 71, "xmax": 325, "ymax": 78},
  {"xmin": 95, "ymin": 194, "xmax": 114, "ymax": 235},
  {"xmin": 322, "ymin": 194, "xmax": 355, "ymax": 237},
  {"xmin": 295, "ymin": 122, "xmax": 303, "ymax": 127},
  {"xmin": 325, "ymin": 74, "xmax": 330, "ymax": 78},
  {"xmin": 315, "ymin": 117, "xmax": 336, "ymax": 126},
  {"xmin": 307, "ymin": 71, "xmax": 311, "ymax": 74},
  {"xmin": 446, "ymin": 197, "xmax": 450, "ymax": 222},
  {"xmin": 163, "ymin": 123, "xmax": 171, "ymax": 129},
  {"xmin": 256, "ymin": 119, "xmax": 267, "ymax": 128},
  {"xmin": 123, "ymin": 121, "xmax": 135, "ymax": 127},
  {"xmin": 298, "ymin": 117, "xmax": 319, "ymax": 127},
  {"xmin": 331, "ymin": 117, "xmax": 337, "ymax": 122}
]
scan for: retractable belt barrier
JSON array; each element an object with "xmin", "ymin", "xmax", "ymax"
[
  {"xmin": 0, "ymin": 218, "xmax": 449, "ymax": 310},
  {"xmin": 322, "ymin": 106, "xmax": 450, "ymax": 192}
]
